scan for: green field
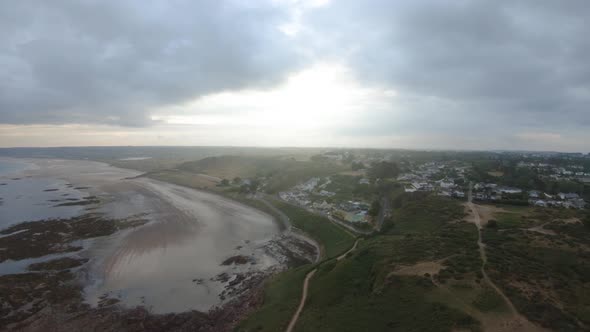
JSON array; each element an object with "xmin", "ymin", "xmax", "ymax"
[
  {"xmin": 238, "ymin": 265, "xmax": 315, "ymax": 332},
  {"xmin": 483, "ymin": 207, "xmax": 590, "ymax": 330},
  {"xmin": 239, "ymin": 194, "xmax": 501, "ymax": 332},
  {"xmin": 177, "ymin": 155, "xmax": 345, "ymax": 193},
  {"xmin": 237, "ymin": 199, "xmax": 355, "ymax": 332},
  {"xmin": 269, "ymin": 199, "xmax": 355, "ymax": 259}
]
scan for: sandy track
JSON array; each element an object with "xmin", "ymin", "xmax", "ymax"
[
  {"xmin": 285, "ymin": 269, "xmax": 316, "ymax": 332},
  {"xmin": 467, "ymin": 200, "xmax": 548, "ymax": 332},
  {"xmin": 286, "ymin": 238, "xmax": 360, "ymax": 332}
]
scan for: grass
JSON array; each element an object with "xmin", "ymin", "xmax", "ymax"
[
  {"xmin": 237, "ymin": 199, "xmax": 355, "ymax": 332},
  {"xmin": 296, "ymin": 251, "xmax": 480, "ymax": 332},
  {"xmin": 177, "ymin": 155, "xmax": 345, "ymax": 193},
  {"xmin": 269, "ymin": 199, "xmax": 355, "ymax": 259},
  {"xmin": 494, "ymin": 212, "xmax": 527, "ymax": 229},
  {"xmin": 471, "ymin": 286, "xmax": 508, "ymax": 313},
  {"xmin": 148, "ymin": 169, "xmax": 220, "ymax": 189},
  {"xmin": 237, "ymin": 265, "xmax": 314, "ymax": 332},
  {"xmin": 239, "ymin": 193, "xmax": 486, "ymax": 332},
  {"xmin": 323, "ymin": 174, "xmax": 376, "ymax": 202},
  {"xmin": 482, "ymin": 207, "xmax": 590, "ymax": 330}
]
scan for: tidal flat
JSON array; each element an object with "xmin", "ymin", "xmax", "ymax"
[{"xmin": 0, "ymin": 158, "xmax": 316, "ymax": 331}]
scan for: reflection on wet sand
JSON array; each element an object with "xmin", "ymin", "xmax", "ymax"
[
  {"xmin": 1, "ymin": 158, "xmax": 287, "ymax": 314},
  {"xmin": 84, "ymin": 178, "xmax": 282, "ymax": 314}
]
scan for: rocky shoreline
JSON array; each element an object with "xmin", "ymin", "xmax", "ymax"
[
  {"xmin": 0, "ymin": 212, "xmax": 308, "ymax": 331},
  {"xmin": 1, "ymin": 265, "xmax": 269, "ymax": 331},
  {"xmin": 0, "ymin": 159, "xmax": 320, "ymax": 331}
]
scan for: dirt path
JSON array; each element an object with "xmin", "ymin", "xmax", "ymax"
[
  {"xmin": 337, "ymin": 239, "xmax": 360, "ymax": 261},
  {"xmin": 467, "ymin": 198, "xmax": 548, "ymax": 332},
  {"xmin": 285, "ymin": 269, "xmax": 316, "ymax": 332},
  {"xmin": 468, "ymin": 201, "xmax": 517, "ymax": 314},
  {"xmin": 285, "ymin": 239, "xmax": 360, "ymax": 332}
]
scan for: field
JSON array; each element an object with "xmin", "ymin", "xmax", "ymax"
[
  {"xmin": 147, "ymin": 169, "xmax": 221, "ymax": 189},
  {"xmin": 269, "ymin": 199, "xmax": 355, "ymax": 259},
  {"xmin": 239, "ymin": 194, "xmax": 514, "ymax": 332},
  {"xmin": 237, "ymin": 199, "xmax": 355, "ymax": 332},
  {"xmin": 481, "ymin": 206, "xmax": 590, "ymax": 330},
  {"xmin": 176, "ymin": 155, "xmax": 345, "ymax": 193}
]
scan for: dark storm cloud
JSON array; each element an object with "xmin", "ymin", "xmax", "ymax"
[
  {"xmin": 0, "ymin": 0, "xmax": 300, "ymax": 125},
  {"xmin": 302, "ymin": 0, "xmax": 590, "ymax": 134}
]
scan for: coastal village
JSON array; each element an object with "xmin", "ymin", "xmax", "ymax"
[
  {"xmin": 279, "ymin": 176, "xmax": 373, "ymax": 225},
  {"xmin": 275, "ymin": 151, "xmax": 588, "ymax": 223}
]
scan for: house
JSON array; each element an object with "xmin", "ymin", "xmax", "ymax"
[
  {"xmin": 558, "ymin": 192, "xmax": 579, "ymax": 200},
  {"xmin": 359, "ymin": 178, "xmax": 370, "ymax": 185},
  {"xmin": 318, "ymin": 190, "xmax": 336, "ymax": 197},
  {"xmin": 313, "ymin": 200, "xmax": 333, "ymax": 211},
  {"xmin": 528, "ymin": 190, "xmax": 540, "ymax": 199},
  {"xmin": 498, "ymin": 187, "xmax": 522, "ymax": 194},
  {"xmin": 438, "ymin": 179, "xmax": 455, "ymax": 189},
  {"xmin": 534, "ymin": 200, "xmax": 547, "ymax": 207},
  {"xmin": 405, "ymin": 186, "xmax": 417, "ymax": 193},
  {"xmin": 453, "ymin": 190, "xmax": 465, "ymax": 198}
]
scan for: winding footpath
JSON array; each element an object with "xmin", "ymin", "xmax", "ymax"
[
  {"xmin": 285, "ymin": 238, "xmax": 360, "ymax": 332},
  {"xmin": 467, "ymin": 184, "xmax": 548, "ymax": 331},
  {"xmin": 467, "ymin": 183, "xmax": 519, "ymax": 315},
  {"xmin": 467, "ymin": 200, "xmax": 519, "ymax": 315}
]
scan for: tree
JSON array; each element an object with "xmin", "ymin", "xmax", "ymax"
[
  {"xmin": 249, "ymin": 179, "xmax": 261, "ymax": 192},
  {"xmin": 486, "ymin": 219, "xmax": 498, "ymax": 228},
  {"xmin": 368, "ymin": 161, "xmax": 400, "ymax": 180},
  {"xmin": 233, "ymin": 177, "xmax": 242, "ymax": 185},
  {"xmin": 310, "ymin": 154, "xmax": 329, "ymax": 163},
  {"xmin": 220, "ymin": 178, "xmax": 230, "ymax": 186},
  {"xmin": 368, "ymin": 200, "xmax": 381, "ymax": 217},
  {"xmin": 351, "ymin": 161, "xmax": 365, "ymax": 171}
]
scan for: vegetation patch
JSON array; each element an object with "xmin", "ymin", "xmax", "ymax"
[
  {"xmin": 270, "ymin": 200, "xmax": 354, "ymax": 259},
  {"xmin": 0, "ymin": 213, "xmax": 148, "ymax": 262},
  {"xmin": 28, "ymin": 257, "xmax": 89, "ymax": 271},
  {"xmin": 482, "ymin": 207, "xmax": 590, "ymax": 330},
  {"xmin": 471, "ymin": 286, "xmax": 507, "ymax": 313}
]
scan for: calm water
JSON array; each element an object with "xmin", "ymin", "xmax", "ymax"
[
  {"xmin": 0, "ymin": 159, "xmax": 31, "ymax": 176},
  {"xmin": 0, "ymin": 159, "xmax": 87, "ymax": 230},
  {"xmin": 0, "ymin": 159, "xmax": 285, "ymax": 313}
]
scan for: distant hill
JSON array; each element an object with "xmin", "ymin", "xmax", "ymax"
[{"xmin": 177, "ymin": 155, "xmax": 345, "ymax": 193}]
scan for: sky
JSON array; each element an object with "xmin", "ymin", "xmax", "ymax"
[{"xmin": 1, "ymin": 0, "xmax": 589, "ymax": 152}]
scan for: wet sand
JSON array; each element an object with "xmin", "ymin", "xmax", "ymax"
[
  {"xmin": 84, "ymin": 178, "xmax": 282, "ymax": 313},
  {"xmin": 0, "ymin": 159, "xmax": 299, "ymax": 314}
]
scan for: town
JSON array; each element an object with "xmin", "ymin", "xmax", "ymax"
[{"xmin": 273, "ymin": 150, "xmax": 589, "ymax": 229}]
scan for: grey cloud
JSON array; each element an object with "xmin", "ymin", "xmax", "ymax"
[
  {"xmin": 302, "ymin": 0, "xmax": 590, "ymax": 134},
  {"xmin": 0, "ymin": 0, "xmax": 301, "ymax": 125}
]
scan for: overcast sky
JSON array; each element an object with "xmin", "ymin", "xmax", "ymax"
[{"xmin": 1, "ymin": 0, "xmax": 589, "ymax": 152}]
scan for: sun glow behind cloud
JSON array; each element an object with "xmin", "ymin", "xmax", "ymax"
[{"xmin": 152, "ymin": 63, "xmax": 397, "ymax": 132}]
